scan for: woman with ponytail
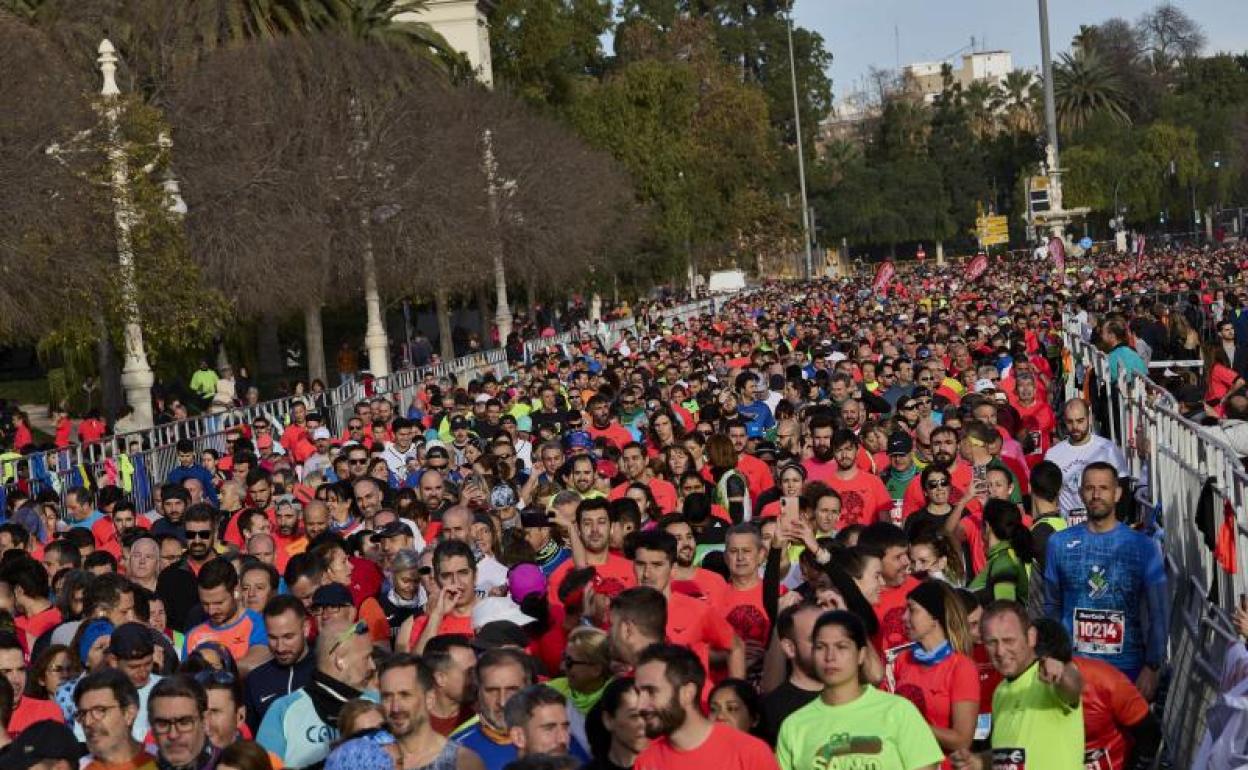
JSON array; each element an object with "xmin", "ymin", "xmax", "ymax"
[
  {"xmin": 968, "ymin": 498, "xmax": 1034, "ymax": 603},
  {"xmin": 891, "ymin": 581, "xmax": 979, "ymax": 762}
]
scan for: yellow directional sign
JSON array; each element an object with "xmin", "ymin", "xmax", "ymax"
[{"xmin": 976, "ymin": 215, "xmax": 1009, "ymax": 246}]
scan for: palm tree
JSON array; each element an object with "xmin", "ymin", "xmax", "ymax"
[
  {"xmin": 1053, "ymin": 48, "xmax": 1131, "ymax": 133},
  {"xmin": 993, "ymin": 69, "xmax": 1037, "ymax": 134},
  {"xmin": 311, "ymin": 0, "xmax": 462, "ymax": 69},
  {"xmin": 961, "ymin": 79, "xmax": 1000, "ymax": 139}
]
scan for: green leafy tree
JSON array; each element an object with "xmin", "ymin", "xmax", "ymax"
[{"xmin": 488, "ymin": 0, "xmax": 613, "ymax": 108}]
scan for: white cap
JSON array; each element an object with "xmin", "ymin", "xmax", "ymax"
[
  {"xmin": 312, "ymin": 427, "xmax": 332, "ymax": 440},
  {"xmin": 475, "ymin": 393, "xmax": 491, "ymax": 404},
  {"xmin": 974, "ymin": 378, "xmax": 996, "ymax": 393},
  {"xmin": 830, "ymin": 351, "xmax": 848, "ymax": 363},
  {"xmin": 471, "ymin": 596, "xmax": 535, "ymax": 630}
]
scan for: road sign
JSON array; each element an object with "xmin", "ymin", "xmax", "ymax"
[{"xmin": 976, "ymin": 215, "xmax": 1009, "ymax": 246}]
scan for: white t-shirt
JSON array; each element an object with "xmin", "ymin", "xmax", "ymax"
[
  {"xmin": 381, "ymin": 441, "xmax": 420, "ymax": 476},
  {"xmin": 1044, "ymin": 435, "xmax": 1129, "ymax": 520},
  {"xmin": 475, "ymin": 556, "xmax": 509, "ymax": 596}
]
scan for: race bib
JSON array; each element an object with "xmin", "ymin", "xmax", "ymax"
[
  {"xmin": 1028, "ymin": 430, "xmax": 1043, "ymax": 454},
  {"xmin": 1084, "ymin": 748, "xmax": 1114, "ymax": 770},
  {"xmin": 974, "ymin": 712, "xmax": 992, "ymax": 741},
  {"xmin": 890, "ymin": 498, "xmax": 904, "ymax": 526},
  {"xmin": 1067, "ymin": 508, "xmax": 1088, "ymax": 527},
  {"xmin": 992, "ymin": 748, "xmax": 1026, "ymax": 770},
  {"xmin": 1074, "ymin": 608, "xmax": 1125, "ymax": 654}
]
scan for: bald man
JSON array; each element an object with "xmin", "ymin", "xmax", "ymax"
[{"xmin": 1043, "ymin": 399, "xmax": 1130, "ymax": 522}]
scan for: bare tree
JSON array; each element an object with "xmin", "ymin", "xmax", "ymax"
[
  {"xmin": 1136, "ymin": 3, "xmax": 1205, "ymax": 73},
  {"xmin": 168, "ymin": 33, "xmax": 443, "ymax": 382}
]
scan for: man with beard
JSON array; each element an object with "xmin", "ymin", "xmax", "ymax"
[
  {"xmin": 185, "ymin": 560, "xmax": 269, "ymax": 674},
  {"xmin": 800, "ymin": 412, "xmax": 838, "ymax": 485},
  {"xmin": 180, "ymin": 505, "xmax": 221, "ymax": 577},
  {"xmin": 718, "ymin": 525, "xmax": 772, "ymax": 687},
  {"xmin": 451, "ymin": 648, "xmax": 536, "ymax": 770},
  {"xmin": 424, "ymin": 635, "xmax": 478, "ymax": 737},
  {"xmin": 585, "ymin": 395, "xmax": 633, "ymax": 451},
  {"xmin": 379, "ymin": 653, "xmax": 485, "ymax": 770},
  {"xmin": 823, "ymin": 430, "xmax": 891, "ymax": 529},
  {"xmin": 757, "ymin": 602, "xmax": 822, "ymax": 745},
  {"xmin": 243, "ymin": 596, "xmax": 315, "ymax": 732},
  {"xmin": 609, "ymin": 443, "xmax": 677, "ymax": 514},
  {"xmin": 258, "ymin": 619, "xmax": 378, "ymax": 769},
  {"xmin": 559, "ymin": 454, "xmax": 600, "ymax": 500},
  {"xmin": 631, "ymin": 531, "xmax": 745, "ymax": 680},
  {"xmin": 902, "ymin": 425, "xmax": 973, "ymax": 517},
  {"xmin": 633, "ymin": 644, "xmax": 778, "ymax": 770},
  {"xmin": 1043, "ymin": 463, "xmax": 1167, "ymax": 702},
  {"xmin": 1043, "ymin": 399, "xmax": 1129, "ymax": 521},
  {"xmin": 725, "ymin": 421, "xmax": 774, "ymax": 504},
  {"xmin": 76, "ymin": 669, "xmax": 149, "ymax": 770},
  {"xmin": 351, "ymin": 478, "xmax": 385, "ymax": 531},
  {"xmin": 504, "ymin": 685, "xmax": 579, "ymax": 762},
  {"xmin": 659, "ymin": 514, "xmax": 727, "ymax": 605},
  {"xmin": 546, "ymin": 499, "xmax": 636, "ymax": 608},
  {"xmin": 417, "ymin": 467, "xmax": 452, "ymax": 520}
]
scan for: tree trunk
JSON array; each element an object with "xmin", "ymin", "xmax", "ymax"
[
  {"xmin": 435, "ymin": 286, "xmax": 454, "ymax": 361},
  {"xmin": 526, "ymin": 279, "xmax": 538, "ymax": 326},
  {"xmin": 257, "ymin": 314, "xmax": 282, "ymax": 377},
  {"xmin": 304, "ymin": 302, "xmax": 327, "ymax": 385},
  {"xmin": 95, "ymin": 318, "xmax": 123, "ymax": 423},
  {"xmin": 474, "ymin": 283, "xmax": 491, "ymax": 342},
  {"xmin": 214, "ymin": 338, "xmax": 231, "ymax": 371}
]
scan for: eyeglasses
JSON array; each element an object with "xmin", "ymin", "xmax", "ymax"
[
  {"xmin": 328, "ymin": 620, "xmax": 369, "ymax": 656},
  {"xmin": 899, "ymin": 403, "xmax": 916, "ymax": 410},
  {"xmin": 151, "ymin": 715, "xmax": 199, "ymax": 734},
  {"xmin": 925, "ymin": 479, "xmax": 950, "ymax": 490},
  {"xmin": 75, "ymin": 704, "xmax": 121, "ymax": 724},
  {"xmin": 349, "ymin": 423, "xmax": 365, "ymax": 430},
  {"xmin": 185, "ymin": 529, "xmax": 213, "ymax": 540},
  {"xmin": 348, "ymin": 458, "xmax": 369, "ymax": 465}
]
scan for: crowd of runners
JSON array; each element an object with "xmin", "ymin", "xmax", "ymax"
[{"xmin": 2, "ymin": 242, "xmax": 1248, "ymax": 770}]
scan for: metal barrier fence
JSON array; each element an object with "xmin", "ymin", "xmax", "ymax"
[
  {"xmin": 1062, "ymin": 315, "xmax": 1248, "ymax": 767},
  {"xmin": 3, "ymin": 303, "xmax": 708, "ymax": 511}
]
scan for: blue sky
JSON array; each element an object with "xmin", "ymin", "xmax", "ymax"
[{"xmin": 792, "ymin": 0, "xmax": 1248, "ymax": 99}]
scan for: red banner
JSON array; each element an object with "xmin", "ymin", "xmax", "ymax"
[
  {"xmin": 1135, "ymin": 234, "xmax": 1146, "ymax": 268},
  {"xmin": 1048, "ymin": 236, "xmax": 1066, "ymax": 272},
  {"xmin": 872, "ymin": 261, "xmax": 895, "ymax": 294},
  {"xmin": 966, "ymin": 253, "xmax": 989, "ymax": 282}
]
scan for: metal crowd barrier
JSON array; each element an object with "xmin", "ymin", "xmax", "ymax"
[{"xmin": 1062, "ymin": 314, "xmax": 1248, "ymax": 767}]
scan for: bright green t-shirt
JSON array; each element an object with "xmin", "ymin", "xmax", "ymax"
[
  {"xmin": 776, "ymin": 685, "xmax": 944, "ymax": 770},
  {"xmin": 990, "ymin": 660, "xmax": 1084, "ymax": 769}
]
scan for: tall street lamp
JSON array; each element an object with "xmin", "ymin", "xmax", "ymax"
[
  {"xmin": 785, "ymin": 4, "xmax": 813, "ymax": 280},
  {"xmin": 98, "ymin": 39, "xmax": 156, "ymax": 430},
  {"xmin": 483, "ymin": 129, "xmax": 513, "ymax": 343}
]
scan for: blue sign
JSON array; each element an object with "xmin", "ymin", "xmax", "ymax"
[{"xmin": 1079, "ymin": 236, "xmax": 1093, "ymax": 250}]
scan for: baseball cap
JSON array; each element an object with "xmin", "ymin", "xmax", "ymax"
[
  {"xmin": 753, "ymin": 440, "xmax": 779, "ymax": 460},
  {"xmin": 470, "ymin": 620, "xmax": 530, "ymax": 651},
  {"xmin": 768, "ymin": 373, "xmax": 786, "ymax": 391},
  {"xmin": 449, "ymin": 415, "xmax": 471, "ymax": 431},
  {"xmin": 312, "ymin": 427, "xmax": 332, "ymax": 440},
  {"xmin": 425, "ymin": 445, "xmax": 450, "ymax": 462},
  {"xmin": 0, "ymin": 721, "xmax": 85, "ymax": 770},
  {"xmin": 370, "ymin": 521, "xmax": 409, "ymax": 541},
  {"xmin": 107, "ymin": 622, "xmax": 154, "ymax": 660},
  {"xmin": 508, "ymin": 563, "xmax": 546, "ymax": 604},
  {"xmin": 974, "ymin": 378, "xmax": 996, "ymax": 393},
  {"xmin": 887, "ymin": 432, "xmax": 914, "ymax": 456},
  {"xmin": 471, "ymin": 596, "xmax": 535, "ymax": 630},
  {"xmin": 520, "ymin": 509, "xmax": 552, "ymax": 528},
  {"xmin": 311, "ymin": 583, "xmax": 353, "ymax": 608},
  {"xmin": 490, "ymin": 485, "xmax": 518, "ymax": 509}
]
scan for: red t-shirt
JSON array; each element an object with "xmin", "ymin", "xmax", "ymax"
[
  {"xmin": 609, "ymin": 477, "xmax": 679, "ymax": 515},
  {"xmin": 407, "ymin": 611, "xmax": 475, "ymax": 649},
  {"xmin": 1012, "ymin": 397, "xmax": 1057, "ymax": 455},
  {"xmin": 826, "ymin": 470, "xmax": 893, "ymax": 528},
  {"xmin": 800, "ymin": 457, "xmax": 838, "ymax": 486},
  {"xmin": 16, "ymin": 606, "xmax": 62, "ymax": 654},
  {"xmin": 667, "ymin": 591, "xmax": 736, "ymax": 654},
  {"xmin": 1075, "ymin": 656, "xmax": 1150, "ymax": 770},
  {"xmin": 8, "ymin": 696, "xmax": 64, "ymax": 736},
  {"xmin": 719, "ymin": 582, "xmax": 775, "ymax": 682},
  {"xmin": 902, "ymin": 462, "xmax": 973, "ymax": 518},
  {"xmin": 892, "ymin": 648, "xmax": 980, "ymax": 765},
  {"xmin": 635, "ymin": 722, "xmax": 780, "ymax": 770},
  {"xmin": 546, "ymin": 552, "xmax": 637, "ymax": 606},
  {"xmin": 587, "ymin": 421, "xmax": 634, "ymax": 451},
  {"xmin": 735, "ymin": 454, "xmax": 772, "ymax": 503},
  {"xmin": 971, "ymin": 643, "xmax": 1002, "ymax": 719},
  {"xmin": 872, "ymin": 576, "xmax": 921, "ymax": 659}
]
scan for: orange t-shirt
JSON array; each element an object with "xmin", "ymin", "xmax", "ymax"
[
  {"xmin": 82, "ymin": 747, "xmax": 159, "ymax": 770},
  {"xmin": 8, "ymin": 696, "xmax": 64, "ymax": 736},
  {"xmin": 719, "ymin": 582, "xmax": 775, "ymax": 682},
  {"xmin": 358, "ymin": 597, "xmax": 392, "ymax": 644},
  {"xmin": 635, "ymin": 722, "xmax": 780, "ymax": 770},
  {"xmin": 667, "ymin": 591, "xmax": 736, "ymax": 654},
  {"xmin": 407, "ymin": 611, "xmax": 474, "ymax": 649},
  {"xmin": 609, "ymin": 478, "xmax": 679, "ymax": 515},
  {"xmin": 1075, "ymin": 656, "xmax": 1150, "ymax": 770}
]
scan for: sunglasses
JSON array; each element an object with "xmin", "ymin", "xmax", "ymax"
[
  {"xmin": 194, "ymin": 670, "xmax": 236, "ymax": 686},
  {"xmin": 418, "ymin": 566, "xmax": 433, "ymax": 576},
  {"xmin": 185, "ymin": 529, "xmax": 213, "ymax": 540},
  {"xmin": 328, "ymin": 620, "xmax": 369, "ymax": 656},
  {"xmin": 900, "ymin": 403, "xmax": 916, "ymax": 410},
  {"xmin": 925, "ymin": 479, "xmax": 950, "ymax": 490}
]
